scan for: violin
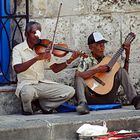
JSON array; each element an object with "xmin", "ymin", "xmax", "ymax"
[
  {"xmin": 34, "ymin": 39, "xmax": 88, "ymax": 58},
  {"xmin": 34, "ymin": 4, "xmax": 87, "ymax": 58},
  {"xmin": 34, "ymin": 39, "xmax": 75, "ymax": 57}
]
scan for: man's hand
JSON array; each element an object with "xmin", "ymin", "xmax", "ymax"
[
  {"xmin": 96, "ymin": 65, "xmax": 109, "ymax": 73},
  {"xmin": 70, "ymin": 51, "xmax": 81, "ymax": 61},
  {"xmin": 36, "ymin": 52, "xmax": 51, "ymax": 61},
  {"xmin": 75, "ymin": 64, "xmax": 110, "ymax": 80},
  {"xmin": 122, "ymin": 43, "xmax": 131, "ymax": 72},
  {"xmin": 66, "ymin": 51, "xmax": 81, "ymax": 64},
  {"xmin": 122, "ymin": 43, "xmax": 131, "ymax": 58}
]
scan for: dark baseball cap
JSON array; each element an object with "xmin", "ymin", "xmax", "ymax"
[{"xmin": 88, "ymin": 32, "xmax": 108, "ymax": 45}]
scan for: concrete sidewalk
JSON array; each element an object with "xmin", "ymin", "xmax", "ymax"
[{"xmin": 0, "ymin": 105, "xmax": 140, "ymax": 140}]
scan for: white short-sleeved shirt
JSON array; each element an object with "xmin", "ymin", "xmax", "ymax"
[{"xmin": 12, "ymin": 40, "xmax": 57, "ymax": 97}]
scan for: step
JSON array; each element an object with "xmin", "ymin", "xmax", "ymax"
[
  {"xmin": 0, "ymin": 84, "xmax": 21, "ymax": 115},
  {"xmin": 0, "ymin": 106, "xmax": 140, "ymax": 140}
]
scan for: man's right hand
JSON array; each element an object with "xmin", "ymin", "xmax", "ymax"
[
  {"xmin": 36, "ymin": 53, "xmax": 51, "ymax": 61},
  {"xmin": 96, "ymin": 65, "xmax": 109, "ymax": 73}
]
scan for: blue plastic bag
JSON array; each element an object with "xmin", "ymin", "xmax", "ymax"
[{"xmin": 57, "ymin": 102, "xmax": 122, "ymax": 113}]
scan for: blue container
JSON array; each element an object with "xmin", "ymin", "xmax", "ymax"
[{"xmin": 0, "ymin": 0, "xmax": 10, "ymax": 84}]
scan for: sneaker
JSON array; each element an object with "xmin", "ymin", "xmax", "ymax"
[
  {"xmin": 135, "ymin": 101, "xmax": 140, "ymax": 110},
  {"xmin": 76, "ymin": 102, "xmax": 90, "ymax": 115},
  {"xmin": 132, "ymin": 95, "xmax": 140, "ymax": 110},
  {"xmin": 41, "ymin": 109, "xmax": 53, "ymax": 114}
]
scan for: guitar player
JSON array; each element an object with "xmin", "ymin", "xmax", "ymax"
[{"xmin": 75, "ymin": 32, "xmax": 140, "ymax": 115}]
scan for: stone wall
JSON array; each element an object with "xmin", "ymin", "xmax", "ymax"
[{"xmin": 25, "ymin": 0, "xmax": 140, "ymax": 92}]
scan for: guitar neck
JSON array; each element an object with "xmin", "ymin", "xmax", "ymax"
[
  {"xmin": 107, "ymin": 32, "xmax": 136, "ymax": 69},
  {"xmin": 108, "ymin": 47, "xmax": 124, "ymax": 69}
]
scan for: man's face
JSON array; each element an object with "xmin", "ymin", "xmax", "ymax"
[
  {"xmin": 26, "ymin": 25, "xmax": 41, "ymax": 46},
  {"xmin": 89, "ymin": 42, "xmax": 105, "ymax": 58}
]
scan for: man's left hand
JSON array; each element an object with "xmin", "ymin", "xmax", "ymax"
[
  {"xmin": 70, "ymin": 51, "xmax": 81, "ymax": 61},
  {"xmin": 123, "ymin": 44, "xmax": 131, "ymax": 58}
]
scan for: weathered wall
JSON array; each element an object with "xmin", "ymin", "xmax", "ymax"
[{"xmin": 27, "ymin": 0, "xmax": 140, "ymax": 92}]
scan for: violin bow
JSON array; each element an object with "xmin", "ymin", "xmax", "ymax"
[{"xmin": 50, "ymin": 3, "xmax": 62, "ymax": 54}]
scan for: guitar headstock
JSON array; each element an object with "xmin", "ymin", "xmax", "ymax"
[{"xmin": 124, "ymin": 32, "xmax": 136, "ymax": 45}]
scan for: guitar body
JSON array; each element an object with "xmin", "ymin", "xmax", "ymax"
[{"xmin": 85, "ymin": 56, "xmax": 120, "ymax": 95}]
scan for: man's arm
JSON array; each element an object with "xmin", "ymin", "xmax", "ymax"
[
  {"xmin": 76, "ymin": 65, "xmax": 108, "ymax": 80},
  {"xmin": 14, "ymin": 53, "xmax": 51, "ymax": 74},
  {"xmin": 50, "ymin": 51, "xmax": 80, "ymax": 73},
  {"xmin": 14, "ymin": 57, "xmax": 38, "ymax": 74}
]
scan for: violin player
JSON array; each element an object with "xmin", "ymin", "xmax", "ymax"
[
  {"xmin": 75, "ymin": 32, "xmax": 140, "ymax": 115},
  {"xmin": 12, "ymin": 21, "xmax": 80, "ymax": 115}
]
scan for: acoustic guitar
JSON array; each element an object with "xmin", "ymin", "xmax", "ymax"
[{"xmin": 85, "ymin": 32, "xmax": 136, "ymax": 95}]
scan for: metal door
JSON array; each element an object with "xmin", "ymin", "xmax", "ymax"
[{"xmin": 0, "ymin": 0, "xmax": 29, "ymax": 85}]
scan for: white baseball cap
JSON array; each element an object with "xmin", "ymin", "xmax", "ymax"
[{"xmin": 88, "ymin": 32, "xmax": 108, "ymax": 45}]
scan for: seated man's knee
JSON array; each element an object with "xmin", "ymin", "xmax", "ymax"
[
  {"xmin": 64, "ymin": 86, "xmax": 75, "ymax": 99},
  {"xmin": 76, "ymin": 76, "xmax": 84, "ymax": 81},
  {"xmin": 75, "ymin": 76, "xmax": 85, "ymax": 86}
]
